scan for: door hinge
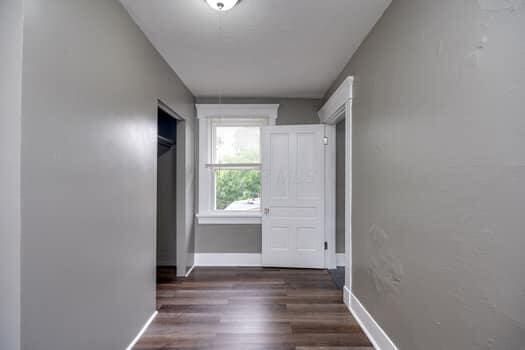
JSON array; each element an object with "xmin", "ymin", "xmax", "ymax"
[
  {"xmin": 324, "ymin": 241, "xmax": 328, "ymax": 250},
  {"xmin": 323, "ymin": 136, "xmax": 328, "ymax": 145}
]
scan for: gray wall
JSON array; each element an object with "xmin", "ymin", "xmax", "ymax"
[
  {"xmin": 20, "ymin": 1, "xmax": 195, "ymax": 349},
  {"xmin": 196, "ymin": 225, "xmax": 261, "ymax": 253},
  {"xmin": 326, "ymin": 0, "xmax": 525, "ymax": 348},
  {"xmin": 0, "ymin": 0, "xmax": 23, "ymax": 349},
  {"xmin": 335, "ymin": 120, "xmax": 345, "ymax": 254},
  {"xmin": 157, "ymin": 147, "xmax": 177, "ymax": 265},
  {"xmin": 196, "ymin": 97, "xmax": 322, "ymax": 125},
  {"xmin": 194, "ymin": 98, "xmax": 321, "ymax": 253}
]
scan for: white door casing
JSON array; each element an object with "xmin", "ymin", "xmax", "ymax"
[
  {"xmin": 318, "ymin": 76, "xmax": 353, "ymax": 291},
  {"xmin": 261, "ymin": 125, "xmax": 326, "ymax": 268}
]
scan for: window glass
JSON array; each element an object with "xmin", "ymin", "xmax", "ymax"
[
  {"xmin": 214, "ymin": 169, "xmax": 261, "ymax": 211},
  {"xmin": 214, "ymin": 126, "xmax": 260, "ymax": 164}
]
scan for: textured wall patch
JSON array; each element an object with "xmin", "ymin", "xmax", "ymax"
[{"xmin": 368, "ymin": 224, "xmax": 404, "ymax": 295}]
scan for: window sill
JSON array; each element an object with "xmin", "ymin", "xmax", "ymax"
[{"xmin": 196, "ymin": 212, "xmax": 262, "ymax": 225}]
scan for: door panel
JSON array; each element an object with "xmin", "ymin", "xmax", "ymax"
[
  {"xmin": 269, "ymin": 132, "xmax": 290, "ymax": 202},
  {"xmin": 262, "ymin": 125, "xmax": 325, "ymax": 268}
]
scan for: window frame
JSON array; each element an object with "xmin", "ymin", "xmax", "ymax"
[{"xmin": 196, "ymin": 104, "xmax": 279, "ymax": 225}]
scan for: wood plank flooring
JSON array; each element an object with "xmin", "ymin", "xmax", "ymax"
[{"xmin": 135, "ymin": 267, "xmax": 372, "ymax": 350}]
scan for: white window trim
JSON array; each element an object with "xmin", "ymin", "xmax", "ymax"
[{"xmin": 196, "ymin": 104, "xmax": 279, "ymax": 225}]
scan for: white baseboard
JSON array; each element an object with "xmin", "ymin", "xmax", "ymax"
[
  {"xmin": 195, "ymin": 253, "xmax": 344, "ymax": 268},
  {"xmin": 336, "ymin": 253, "xmax": 345, "ymax": 267},
  {"xmin": 343, "ymin": 284, "xmax": 351, "ymax": 305},
  {"xmin": 344, "ymin": 286, "xmax": 398, "ymax": 350},
  {"xmin": 125, "ymin": 310, "xmax": 158, "ymax": 350},
  {"xmin": 194, "ymin": 253, "xmax": 262, "ymax": 266},
  {"xmin": 185, "ymin": 264, "xmax": 195, "ymax": 277}
]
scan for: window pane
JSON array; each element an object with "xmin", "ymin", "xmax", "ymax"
[
  {"xmin": 215, "ymin": 126, "xmax": 260, "ymax": 164},
  {"xmin": 215, "ymin": 169, "xmax": 261, "ymax": 211}
]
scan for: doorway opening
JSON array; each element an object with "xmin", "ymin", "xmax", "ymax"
[
  {"xmin": 330, "ymin": 119, "xmax": 346, "ymax": 289},
  {"xmin": 156, "ymin": 107, "xmax": 178, "ymax": 283}
]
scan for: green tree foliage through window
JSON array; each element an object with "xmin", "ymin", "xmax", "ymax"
[{"xmin": 215, "ymin": 169, "xmax": 261, "ymax": 210}]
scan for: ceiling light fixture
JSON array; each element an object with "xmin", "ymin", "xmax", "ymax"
[{"xmin": 206, "ymin": 0, "xmax": 240, "ymax": 12}]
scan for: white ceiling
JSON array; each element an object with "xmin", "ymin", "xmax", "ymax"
[{"xmin": 121, "ymin": 0, "xmax": 390, "ymax": 98}]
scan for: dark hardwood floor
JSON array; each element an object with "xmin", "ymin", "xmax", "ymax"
[{"xmin": 135, "ymin": 267, "xmax": 372, "ymax": 350}]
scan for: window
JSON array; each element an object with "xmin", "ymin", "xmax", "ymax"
[
  {"xmin": 196, "ymin": 104, "xmax": 279, "ymax": 224},
  {"xmin": 211, "ymin": 121, "xmax": 262, "ymax": 211},
  {"xmin": 211, "ymin": 122, "xmax": 261, "ymax": 211}
]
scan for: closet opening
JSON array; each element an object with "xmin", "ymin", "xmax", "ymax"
[{"xmin": 156, "ymin": 106, "xmax": 178, "ymax": 283}]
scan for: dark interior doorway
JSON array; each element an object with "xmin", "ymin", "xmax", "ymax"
[
  {"xmin": 329, "ymin": 119, "xmax": 346, "ymax": 289},
  {"xmin": 156, "ymin": 107, "xmax": 178, "ymax": 283}
]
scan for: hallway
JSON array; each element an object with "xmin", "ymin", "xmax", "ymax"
[
  {"xmin": 3, "ymin": 1, "xmax": 524, "ymax": 349},
  {"xmin": 135, "ymin": 268, "xmax": 372, "ymax": 349}
]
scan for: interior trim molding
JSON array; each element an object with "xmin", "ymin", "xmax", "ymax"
[
  {"xmin": 336, "ymin": 253, "xmax": 345, "ymax": 267},
  {"xmin": 184, "ymin": 264, "xmax": 195, "ymax": 277},
  {"xmin": 195, "ymin": 253, "xmax": 262, "ymax": 267},
  {"xmin": 343, "ymin": 284, "xmax": 350, "ymax": 305},
  {"xmin": 318, "ymin": 76, "xmax": 353, "ymax": 124},
  {"xmin": 344, "ymin": 287, "xmax": 399, "ymax": 350},
  {"xmin": 196, "ymin": 104, "xmax": 280, "ymax": 120},
  {"xmin": 323, "ymin": 125, "xmax": 337, "ymax": 269},
  {"xmin": 319, "ymin": 75, "xmax": 354, "ymax": 286},
  {"xmin": 125, "ymin": 310, "xmax": 158, "ymax": 350}
]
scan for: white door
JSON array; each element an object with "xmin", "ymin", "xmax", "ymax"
[{"xmin": 261, "ymin": 125, "xmax": 325, "ymax": 268}]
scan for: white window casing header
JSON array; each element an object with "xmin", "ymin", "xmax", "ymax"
[{"xmin": 196, "ymin": 104, "xmax": 280, "ymax": 120}]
